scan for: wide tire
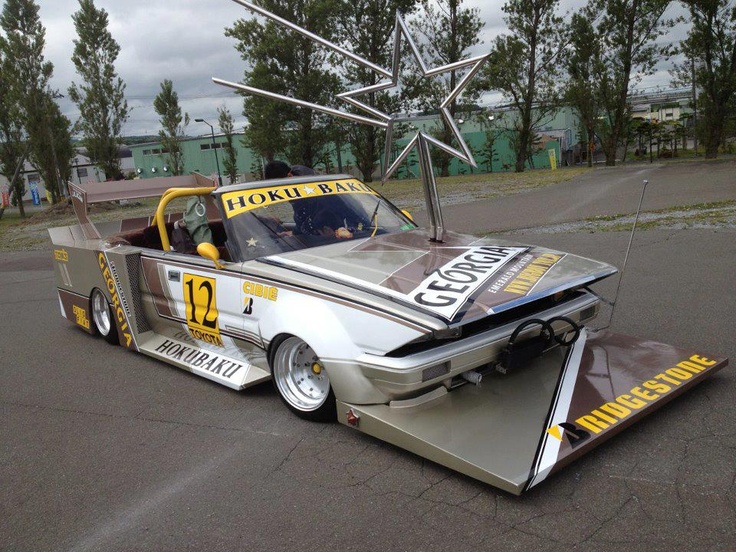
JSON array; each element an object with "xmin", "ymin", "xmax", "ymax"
[
  {"xmin": 270, "ymin": 335, "xmax": 336, "ymax": 422},
  {"xmin": 91, "ymin": 288, "xmax": 119, "ymax": 345}
]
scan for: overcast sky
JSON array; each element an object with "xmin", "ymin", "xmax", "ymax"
[{"xmin": 38, "ymin": 0, "xmax": 685, "ymax": 137}]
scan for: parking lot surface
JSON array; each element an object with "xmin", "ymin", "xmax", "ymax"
[{"xmin": 1, "ymin": 162, "xmax": 734, "ymax": 551}]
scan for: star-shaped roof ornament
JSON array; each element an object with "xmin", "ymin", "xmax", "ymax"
[{"xmin": 214, "ymin": 0, "xmax": 489, "ymax": 242}]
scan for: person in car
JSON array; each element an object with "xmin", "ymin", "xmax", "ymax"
[{"xmin": 263, "ymin": 162, "xmax": 353, "ymax": 239}]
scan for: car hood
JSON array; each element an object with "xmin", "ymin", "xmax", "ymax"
[{"xmin": 260, "ymin": 229, "xmax": 617, "ymax": 325}]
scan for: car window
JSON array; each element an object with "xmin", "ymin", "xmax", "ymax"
[{"xmin": 218, "ymin": 178, "xmax": 416, "ymax": 261}]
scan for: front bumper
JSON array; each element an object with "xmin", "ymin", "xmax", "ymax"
[{"xmin": 325, "ymin": 291, "xmax": 600, "ymax": 404}]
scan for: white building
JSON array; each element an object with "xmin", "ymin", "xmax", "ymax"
[{"xmin": 0, "ymin": 147, "xmax": 135, "ymax": 207}]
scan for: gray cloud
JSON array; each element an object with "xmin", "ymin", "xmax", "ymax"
[{"xmin": 38, "ymin": 0, "xmax": 683, "ymax": 137}]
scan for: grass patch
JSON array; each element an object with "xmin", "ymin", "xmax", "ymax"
[
  {"xmin": 508, "ymin": 200, "xmax": 736, "ymax": 234},
  {"xmin": 0, "ymin": 168, "xmax": 590, "ymax": 252},
  {"xmin": 377, "ymin": 167, "xmax": 591, "ymax": 209}
]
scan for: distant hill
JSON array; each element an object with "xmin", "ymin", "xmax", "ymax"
[{"xmin": 122, "ymin": 136, "xmax": 160, "ymax": 145}]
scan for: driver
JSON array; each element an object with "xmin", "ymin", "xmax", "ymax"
[
  {"xmin": 293, "ymin": 197, "xmax": 353, "ymax": 239},
  {"xmin": 264, "ymin": 162, "xmax": 354, "ymax": 239}
]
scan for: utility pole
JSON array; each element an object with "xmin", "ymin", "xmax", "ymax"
[
  {"xmin": 194, "ymin": 118, "xmax": 222, "ymax": 186},
  {"xmin": 691, "ymin": 57, "xmax": 698, "ymax": 155}
]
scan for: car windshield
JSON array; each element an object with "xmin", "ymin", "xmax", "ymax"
[{"xmin": 218, "ymin": 177, "xmax": 417, "ymax": 261}]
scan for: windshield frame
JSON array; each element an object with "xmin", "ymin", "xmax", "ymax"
[{"xmin": 213, "ymin": 175, "xmax": 417, "ymax": 262}]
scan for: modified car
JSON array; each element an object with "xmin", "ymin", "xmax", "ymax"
[{"xmin": 50, "ymin": 173, "xmax": 727, "ymax": 494}]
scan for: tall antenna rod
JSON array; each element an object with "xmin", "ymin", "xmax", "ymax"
[{"xmin": 597, "ymin": 179, "xmax": 649, "ymax": 330}]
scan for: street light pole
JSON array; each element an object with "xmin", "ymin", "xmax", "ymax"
[{"xmin": 194, "ymin": 118, "xmax": 222, "ymax": 186}]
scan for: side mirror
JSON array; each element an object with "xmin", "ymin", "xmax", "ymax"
[{"xmin": 197, "ymin": 242, "xmax": 224, "ymax": 269}]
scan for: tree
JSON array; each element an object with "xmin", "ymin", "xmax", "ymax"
[
  {"xmin": 591, "ymin": 0, "xmax": 675, "ymax": 166},
  {"xmin": 564, "ymin": 11, "xmax": 603, "ymax": 168},
  {"xmin": 407, "ymin": 0, "xmax": 484, "ymax": 177},
  {"xmin": 0, "ymin": 38, "xmax": 28, "ymax": 212},
  {"xmin": 153, "ymin": 80, "xmax": 189, "ymax": 176},
  {"xmin": 68, "ymin": 0, "xmax": 128, "ymax": 180},
  {"xmin": 26, "ymin": 91, "xmax": 73, "ymax": 198},
  {"xmin": 677, "ymin": 112, "xmax": 691, "ymax": 151},
  {"xmin": 341, "ymin": 0, "xmax": 416, "ymax": 181},
  {"xmin": 674, "ymin": 1, "xmax": 736, "ymax": 158},
  {"xmin": 474, "ymin": 0, "xmax": 564, "ymax": 173},
  {"xmin": 226, "ymin": 0, "xmax": 345, "ymax": 168},
  {"xmin": 217, "ymin": 105, "xmax": 239, "ymax": 184},
  {"xmin": 0, "ymin": 0, "xmax": 71, "ymax": 209}
]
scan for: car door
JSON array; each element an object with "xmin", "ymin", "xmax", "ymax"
[{"xmin": 138, "ymin": 251, "xmax": 253, "ymax": 355}]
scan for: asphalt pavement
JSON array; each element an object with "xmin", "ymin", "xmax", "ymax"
[{"xmin": 1, "ymin": 161, "xmax": 734, "ymax": 551}]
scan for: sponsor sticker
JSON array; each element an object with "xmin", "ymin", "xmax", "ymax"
[
  {"xmin": 183, "ymin": 273, "xmax": 223, "ymax": 347},
  {"xmin": 98, "ymin": 252, "xmax": 134, "ymax": 348},
  {"xmin": 568, "ymin": 354, "xmax": 719, "ymax": 436},
  {"xmin": 54, "ymin": 248, "xmax": 68, "ymax": 262},
  {"xmin": 488, "ymin": 252, "xmax": 565, "ymax": 297},
  {"xmin": 72, "ymin": 305, "xmax": 90, "ymax": 329},
  {"xmin": 243, "ymin": 280, "xmax": 278, "ymax": 301},
  {"xmin": 220, "ymin": 179, "xmax": 377, "ymax": 218},
  {"xmin": 409, "ymin": 245, "xmax": 527, "ymax": 320},
  {"xmin": 153, "ymin": 335, "xmax": 244, "ymax": 379}
]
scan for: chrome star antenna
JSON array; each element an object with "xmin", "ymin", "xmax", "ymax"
[{"xmin": 214, "ymin": 0, "xmax": 489, "ymax": 242}]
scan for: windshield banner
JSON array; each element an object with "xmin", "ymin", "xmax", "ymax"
[{"xmin": 221, "ymin": 178, "xmax": 377, "ymax": 218}]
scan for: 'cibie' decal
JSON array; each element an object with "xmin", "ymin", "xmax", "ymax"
[
  {"xmin": 221, "ymin": 179, "xmax": 377, "ymax": 218},
  {"xmin": 183, "ymin": 273, "xmax": 223, "ymax": 347},
  {"xmin": 410, "ymin": 246, "xmax": 527, "ymax": 320},
  {"xmin": 98, "ymin": 252, "xmax": 133, "ymax": 348},
  {"xmin": 243, "ymin": 280, "xmax": 278, "ymax": 301}
]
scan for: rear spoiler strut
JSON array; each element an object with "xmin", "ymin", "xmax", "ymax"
[{"xmin": 68, "ymin": 173, "xmax": 217, "ymax": 240}]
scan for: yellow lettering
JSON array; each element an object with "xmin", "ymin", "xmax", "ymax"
[
  {"xmin": 676, "ymin": 361, "xmax": 705, "ymax": 374},
  {"xmin": 243, "ymin": 280, "xmax": 279, "ymax": 301},
  {"xmin": 570, "ymin": 354, "xmax": 721, "ymax": 439},
  {"xmin": 72, "ymin": 305, "xmax": 90, "ymax": 329},
  {"xmin": 504, "ymin": 282, "xmax": 531, "ymax": 295},
  {"xmin": 666, "ymin": 367, "xmax": 693, "ymax": 381},
  {"xmin": 576, "ymin": 415, "xmax": 609, "ymax": 434},
  {"xmin": 222, "ymin": 179, "xmax": 377, "ymax": 217},
  {"xmin": 189, "ymin": 328, "xmax": 224, "ymax": 347},
  {"xmin": 98, "ymin": 253, "xmax": 133, "ymax": 348},
  {"xmin": 599, "ymin": 402, "xmax": 631, "ymax": 419},
  {"xmin": 616, "ymin": 394, "xmax": 647, "ymax": 409},
  {"xmin": 591, "ymin": 409, "xmax": 618, "ymax": 424},
  {"xmin": 643, "ymin": 379, "xmax": 671, "ymax": 394},
  {"xmin": 655, "ymin": 373, "xmax": 681, "ymax": 385},
  {"xmin": 631, "ymin": 386, "xmax": 659, "ymax": 401},
  {"xmin": 690, "ymin": 354, "xmax": 716, "ymax": 366},
  {"xmin": 538, "ymin": 253, "xmax": 562, "ymax": 264}
]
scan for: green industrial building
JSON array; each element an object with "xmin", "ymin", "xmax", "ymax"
[{"xmin": 127, "ymin": 107, "xmax": 584, "ymax": 183}]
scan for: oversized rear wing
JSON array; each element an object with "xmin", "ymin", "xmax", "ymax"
[{"xmin": 68, "ymin": 173, "xmax": 217, "ymax": 240}]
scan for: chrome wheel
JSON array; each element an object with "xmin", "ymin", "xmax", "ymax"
[
  {"xmin": 271, "ymin": 336, "xmax": 335, "ymax": 421},
  {"xmin": 91, "ymin": 289, "xmax": 117, "ymax": 344}
]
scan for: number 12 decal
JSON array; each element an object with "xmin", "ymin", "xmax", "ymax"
[{"xmin": 183, "ymin": 273, "xmax": 222, "ymax": 345}]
